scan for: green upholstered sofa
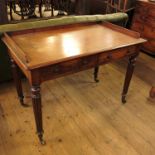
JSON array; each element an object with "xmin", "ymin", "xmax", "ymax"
[{"xmin": 0, "ymin": 13, "xmax": 128, "ymax": 82}]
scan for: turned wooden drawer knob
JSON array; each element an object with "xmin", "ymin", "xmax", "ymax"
[
  {"xmin": 82, "ymin": 59, "xmax": 88, "ymax": 65},
  {"xmin": 127, "ymin": 50, "xmax": 132, "ymax": 54},
  {"xmin": 53, "ymin": 66, "xmax": 60, "ymax": 73},
  {"xmin": 107, "ymin": 54, "xmax": 112, "ymax": 59}
]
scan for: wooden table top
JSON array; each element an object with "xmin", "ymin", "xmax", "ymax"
[{"xmin": 3, "ymin": 22, "xmax": 145, "ymax": 69}]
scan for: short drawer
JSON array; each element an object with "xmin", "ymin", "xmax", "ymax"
[
  {"xmin": 98, "ymin": 47, "xmax": 136, "ymax": 65},
  {"xmin": 145, "ymin": 17, "xmax": 155, "ymax": 28},
  {"xmin": 78, "ymin": 55, "xmax": 98, "ymax": 70},
  {"xmin": 142, "ymin": 40, "xmax": 155, "ymax": 53},
  {"xmin": 40, "ymin": 55, "xmax": 98, "ymax": 81},
  {"xmin": 40, "ymin": 59, "xmax": 79, "ymax": 81}
]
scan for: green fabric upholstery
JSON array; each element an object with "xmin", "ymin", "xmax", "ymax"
[
  {"xmin": 0, "ymin": 13, "xmax": 128, "ymax": 82},
  {"xmin": 0, "ymin": 13, "xmax": 128, "ymax": 32}
]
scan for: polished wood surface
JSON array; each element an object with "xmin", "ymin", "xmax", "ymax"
[
  {"xmin": 2, "ymin": 22, "xmax": 145, "ymax": 144},
  {"xmin": 131, "ymin": 0, "xmax": 155, "ymax": 55},
  {"xmin": 0, "ymin": 53, "xmax": 155, "ymax": 154},
  {"xmin": 3, "ymin": 23, "xmax": 144, "ymax": 69}
]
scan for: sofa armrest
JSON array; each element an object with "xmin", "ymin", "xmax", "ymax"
[{"xmin": 0, "ymin": 13, "xmax": 128, "ymax": 32}]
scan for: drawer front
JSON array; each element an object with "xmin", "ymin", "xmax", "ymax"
[
  {"xmin": 131, "ymin": 2, "xmax": 149, "ymax": 32},
  {"xmin": 131, "ymin": 21, "xmax": 143, "ymax": 33},
  {"xmin": 143, "ymin": 25, "xmax": 155, "ymax": 39},
  {"xmin": 133, "ymin": 3, "xmax": 148, "ymax": 23},
  {"xmin": 40, "ymin": 55, "xmax": 98, "ymax": 81},
  {"xmin": 41, "ymin": 59, "xmax": 79, "ymax": 81},
  {"xmin": 147, "ymin": 6, "xmax": 155, "ymax": 18},
  {"xmin": 142, "ymin": 40, "xmax": 155, "ymax": 53},
  {"xmin": 98, "ymin": 47, "xmax": 136, "ymax": 65},
  {"xmin": 78, "ymin": 55, "xmax": 98, "ymax": 70}
]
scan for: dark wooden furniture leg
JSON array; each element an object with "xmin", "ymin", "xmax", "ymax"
[
  {"xmin": 51, "ymin": 0, "xmax": 54, "ymax": 17},
  {"xmin": 9, "ymin": 2, "xmax": 13, "ymax": 21},
  {"xmin": 10, "ymin": 58, "xmax": 28, "ymax": 107},
  {"xmin": 94, "ymin": 66, "xmax": 99, "ymax": 82},
  {"xmin": 122, "ymin": 54, "xmax": 137, "ymax": 103},
  {"xmin": 31, "ymin": 85, "xmax": 45, "ymax": 145},
  {"xmin": 39, "ymin": 0, "xmax": 43, "ymax": 17}
]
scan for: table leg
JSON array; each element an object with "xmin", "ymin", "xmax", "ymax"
[
  {"xmin": 122, "ymin": 55, "xmax": 137, "ymax": 103},
  {"xmin": 94, "ymin": 66, "xmax": 99, "ymax": 83},
  {"xmin": 31, "ymin": 85, "xmax": 45, "ymax": 145},
  {"xmin": 10, "ymin": 58, "xmax": 28, "ymax": 107}
]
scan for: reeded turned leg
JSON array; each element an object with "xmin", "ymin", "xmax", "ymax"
[
  {"xmin": 122, "ymin": 55, "xmax": 137, "ymax": 104},
  {"xmin": 10, "ymin": 58, "xmax": 28, "ymax": 107},
  {"xmin": 31, "ymin": 85, "xmax": 45, "ymax": 145},
  {"xmin": 94, "ymin": 66, "xmax": 99, "ymax": 83}
]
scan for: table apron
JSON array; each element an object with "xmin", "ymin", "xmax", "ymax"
[{"xmin": 33, "ymin": 45, "xmax": 137, "ymax": 83}]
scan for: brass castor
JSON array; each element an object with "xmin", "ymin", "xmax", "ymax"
[
  {"xmin": 19, "ymin": 97, "xmax": 29, "ymax": 107},
  {"xmin": 40, "ymin": 139, "xmax": 46, "ymax": 145},
  {"xmin": 94, "ymin": 77, "xmax": 99, "ymax": 83},
  {"xmin": 122, "ymin": 94, "xmax": 126, "ymax": 104},
  {"xmin": 38, "ymin": 133, "xmax": 46, "ymax": 145}
]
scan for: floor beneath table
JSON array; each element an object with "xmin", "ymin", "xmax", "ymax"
[{"xmin": 0, "ymin": 53, "xmax": 155, "ymax": 155}]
